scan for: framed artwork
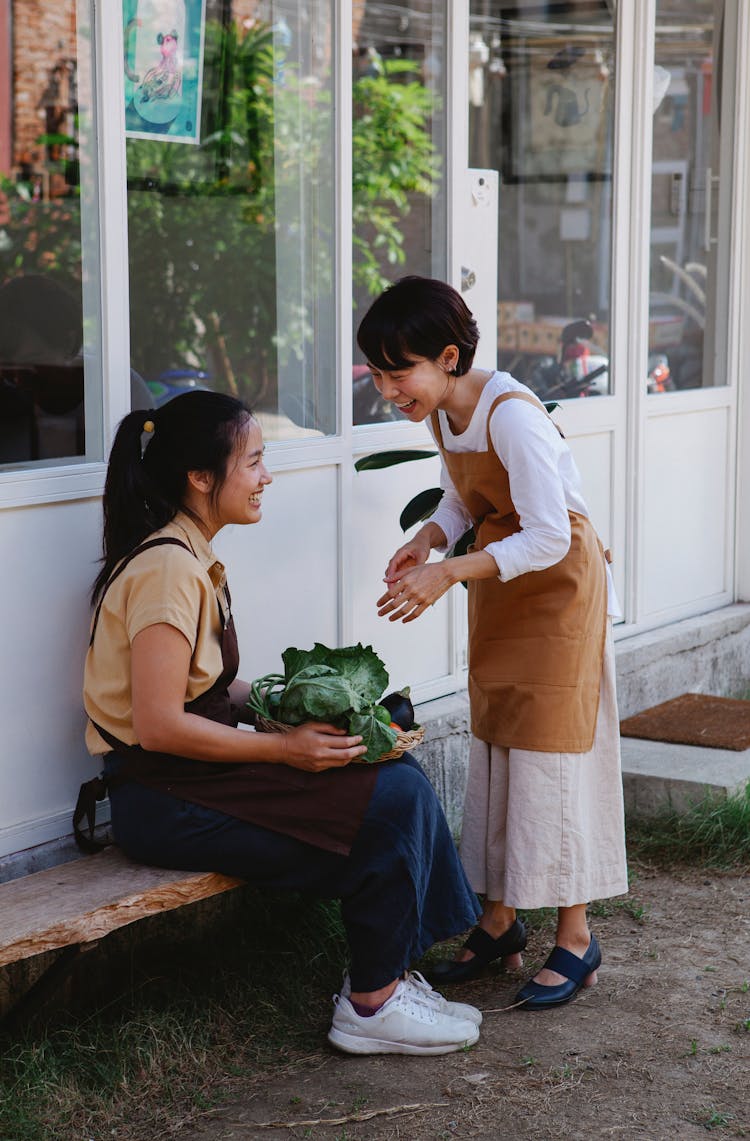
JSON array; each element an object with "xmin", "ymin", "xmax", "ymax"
[
  {"xmin": 513, "ymin": 47, "xmax": 612, "ymax": 181},
  {"xmin": 123, "ymin": 0, "xmax": 207, "ymax": 144}
]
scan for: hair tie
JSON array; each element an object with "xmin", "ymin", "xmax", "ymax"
[{"xmin": 142, "ymin": 419, "xmax": 155, "ymax": 434}]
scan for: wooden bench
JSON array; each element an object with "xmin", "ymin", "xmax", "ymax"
[{"xmin": 0, "ymin": 848, "xmax": 242, "ymax": 1023}]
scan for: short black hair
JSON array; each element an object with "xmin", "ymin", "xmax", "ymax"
[{"xmin": 356, "ymin": 275, "xmax": 480, "ymax": 376}]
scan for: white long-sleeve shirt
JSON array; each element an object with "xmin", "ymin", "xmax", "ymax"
[{"xmin": 428, "ymin": 372, "xmax": 621, "ymax": 616}]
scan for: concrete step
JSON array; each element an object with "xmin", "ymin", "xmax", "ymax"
[
  {"xmin": 416, "ymin": 690, "xmax": 750, "ymax": 831},
  {"xmin": 621, "ymin": 736, "xmax": 750, "ymax": 816}
]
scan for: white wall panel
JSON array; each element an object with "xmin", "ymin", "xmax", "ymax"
[
  {"xmin": 566, "ymin": 431, "xmax": 614, "ymax": 549},
  {"xmin": 566, "ymin": 428, "xmax": 625, "ymax": 611},
  {"xmin": 351, "ymin": 454, "xmax": 454, "ymax": 700},
  {"xmin": 0, "ymin": 498, "xmax": 101, "ymax": 855},
  {"xmin": 643, "ymin": 407, "xmax": 730, "ymax": 615},
  {"xmin": 214, "ymin": 467, "xmax": 339, "ymax": 684}
]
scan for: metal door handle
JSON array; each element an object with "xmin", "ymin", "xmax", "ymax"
[{"xmin": 704, "ymin": 167, "xmax": 720, "ymax": 252}]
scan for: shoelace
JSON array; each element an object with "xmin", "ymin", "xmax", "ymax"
[
  {"xmin": 388, "ymin": 983, "xmax": 440, "ymax": 1022},
  {"xmin": 340, "ymin": 969, "xmax": 443, "ymax": 1003},
  {"xmin": 335, "ymin": 977, "xmax": 440, "ymax": 1023},
  {"xmin": 404, "ymin": 969, "xmax": 444, "ymax": 1005}
]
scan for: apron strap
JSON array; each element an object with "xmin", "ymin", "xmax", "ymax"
[
  {"xmin": 90, "ymin": 538, "xmax": 193, "ymax": 646},
  {"xmin": 484, "ymin": 390, "xmax": 562, "ymax": 449},
  {"xmin": 429, "ymin": 408, "xmax": 445, "ymax": 448}
]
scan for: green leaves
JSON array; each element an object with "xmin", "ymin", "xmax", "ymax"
[
  {"xmin": 349, "ymin": 711, "xmax": 398, "ymax": 764},
  {"xmin": 400, "ymin": 487, "xmax": 444, "ymax": 532},
  {"xmin": 250, "ymin": 642, "xmax": 399, "ymax": 762},
  {"xmin": 354, "ymin": 449, "xmax": 437, "ymax": 472},
  {"xmin": 279, "ymin": 666, "xmax": 362, "ymax": 726},
  {"xmin": 353, "ymin": 59, "xmax": 440, "ymax": 296},
  {"xmin": 281, "ymin": 642, "xmax": 388, "ymax": 705}
]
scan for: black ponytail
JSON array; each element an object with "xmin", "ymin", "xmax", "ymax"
[{"xmin": 92, "ymin": 390, "xmax": 252, "ymax": 604}]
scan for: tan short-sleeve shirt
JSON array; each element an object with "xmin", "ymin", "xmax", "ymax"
[{"xmin": 83, "ymin": 511, "xmax": 229, "ymax": 754}]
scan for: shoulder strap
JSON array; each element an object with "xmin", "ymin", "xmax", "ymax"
[
  {"xmin": 89, "ymin": 537, "xmax": 193, "ymax": 647},
  {"xmin": 429, "ymin": 409, "xmax": 445, "ymax": 449},
  {"xmin": 485, "ymin": 390, "xmax": 563, "ymax": 449}
]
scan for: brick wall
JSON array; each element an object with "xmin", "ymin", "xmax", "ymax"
[{"xmin": 10, "ymin": 1, "xmax": 77, "ymax": 174}]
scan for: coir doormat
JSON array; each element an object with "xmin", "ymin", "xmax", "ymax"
[{"xmin": 620, "ymin": 693, "xmax": 750, "ymax": 751}]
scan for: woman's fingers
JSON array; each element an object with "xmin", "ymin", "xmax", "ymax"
[
  {"xmin": 384, "ymin": 544, "xmax": 427, "ymax": 582},
  {"xmin": 377, "ymin": 563, "xmax": 453, "ymax": 622},
  {"xmin": 377, "ymin": 585, "xmax": 428, "ymax": 623},
  {"xmin": 286, "ymin": 724, "xmax": 368, "ymax": 769}
]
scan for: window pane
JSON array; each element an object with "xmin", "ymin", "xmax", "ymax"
[
  {"xmin": 125, "ymin": 1, "xmax": 335, "ymax": 440},
  {"xmin": 352, "ymin": 1, "xmax": 447, "ymax": 426},
  {"xmin": 469, "ymin": 1, "xmax": 615, "ymax": 401},
  {"xmin": 647, "ymin": 1, "xmax": 726, "ymax": 393},
  {"xmin": 0, "ymin": 0, "xmax": 102, "ymax": 470}
]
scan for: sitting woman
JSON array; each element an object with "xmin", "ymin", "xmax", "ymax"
[{"xmin": 82, "ymin": 389, "xmax": 481, "ymax": 1056}]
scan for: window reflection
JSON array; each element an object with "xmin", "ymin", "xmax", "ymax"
[
  {"xmin": 0, "ymin": 1, "xmax": 99, "ymax": 468},
  {"xmin": 469, "ymin": 1, "xmax": 615, "ymax": 401},
  {"xmin": 352, "ymin": 1, "xmax": 446, "ymax": 425},
  {"xmin": 647, "ymin": 0, "xmax": 724, "ymax": 393},
  {"xmin": 126, "ymin": 1, "xmax": 335, "ymax": 439}
]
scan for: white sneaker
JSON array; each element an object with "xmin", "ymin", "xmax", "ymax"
[
  {"xmin": 405, "ymin": 970, "xmax": 483, "ymax": 1026},
  {"xmin": 327, "ymin": 979, "xmax": 480, "ymax": 1056},
  {"xmin": 339, "ymin": 970, "xmax": 482, "ymax": 1026}
]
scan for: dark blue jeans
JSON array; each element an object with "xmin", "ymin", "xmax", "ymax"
[{"xmin": 105, "ymin": 753, "xmax": 480, "ymax": 991}]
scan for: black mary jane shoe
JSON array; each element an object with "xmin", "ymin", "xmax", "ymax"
[
  {"xmin": 514, "ymin": 933, "xmax": 602, "ymax": 1010},
  {"xmin": 430, "ymin": 918, "xmax": 528, "ymax": 985}
]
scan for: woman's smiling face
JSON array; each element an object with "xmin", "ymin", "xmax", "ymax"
[
  {"xmin": 214, "ymin": 417, "xmax": 272, "ymax": 528},
  {"xmin": 367, "ymin": 349, "xmax": 458, "ymax": 422}
]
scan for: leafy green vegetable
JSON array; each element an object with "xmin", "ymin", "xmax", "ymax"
[
  {"xmin": 248, "ymin": 641, "xmax": 405, "ymax": 762},
  {"xmin": 279, "ymin": 666, "xmax": 362, "ymax": 726},
  {"xmin": 281, "ymin": 642, "xmax": 388, "ymax": 704},
  {"xmin": 349, "ymin": 711, "xmax": 398, "ymax": 763}
]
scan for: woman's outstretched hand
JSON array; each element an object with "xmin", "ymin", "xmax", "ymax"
[
  {"xmin": 280, "ymin": 723, "xmax": 367, "ymax": 771},
  {"xmin": 377, "ymin": 561, "xmax": 456, "ymax": 623},
  {"xmin": 383, "ymin": 533, "xmax": 432, "ymax": 583}
]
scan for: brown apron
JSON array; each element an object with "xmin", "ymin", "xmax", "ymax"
[
  {"xmin": 78, "ymin": 537, "xmax": 377, "ymax": 856},
  {"xmin": 431, "ymin": 392, "xmax": 607, "ymax": 753}
]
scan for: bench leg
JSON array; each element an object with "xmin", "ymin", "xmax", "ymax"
[{"xmin": 2, "ymin": 943, "xmax": 97, "ymax": 1030}]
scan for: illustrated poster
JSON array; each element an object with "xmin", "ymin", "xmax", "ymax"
[{"xmin": 123, "ymin": 0, "xmax": 207, "ymax": 144}]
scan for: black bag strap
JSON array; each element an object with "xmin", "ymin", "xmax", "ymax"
[{"xmin": 72, "ymin": 775, "xmax": 110, "ymax": 854}]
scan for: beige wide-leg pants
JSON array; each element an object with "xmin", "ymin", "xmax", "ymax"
[{"xmin": 459, "ymin": 623, "xmax": 628, "ymax": 909}]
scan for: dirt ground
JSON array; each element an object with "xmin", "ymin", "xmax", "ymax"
[{"xmin": 176, "ymin": 865, "xmax": 750, "ymax": 1141}]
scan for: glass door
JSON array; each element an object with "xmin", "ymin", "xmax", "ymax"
[
  {"xmin": 640, "ymin": 0, "xmax": 737, "ymax": 622},
  {"xmin": 351, "ymin": 0, "xmax": 448, "ymax": 426},
  {"xmin": 468, "ymin": 1, "xmax": 616, "ymax": 403},
  {"xmin": 647, "ymin": 0, "xmax": 730, "ymax": 396},
  {"xmin": 465, "ymin": 0, "xmax": 625, "ymax": 612}
]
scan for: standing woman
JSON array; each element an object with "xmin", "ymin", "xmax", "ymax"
[
  {"xmin": 358, "ymin": 276, "xmax": 628, "ymax": 1010},
  {"xmin": 82, "ymin": 389, "xmax": 482, "ymax": 1054}
]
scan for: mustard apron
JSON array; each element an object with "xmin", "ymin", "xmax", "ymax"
[{"xmin": 431, "ymin": 391, "xmax": 607, "ymax": 753}]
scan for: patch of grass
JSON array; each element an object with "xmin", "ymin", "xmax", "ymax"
[
  {"xmin": 589, "ymin": 896, "xmax": 648, "ymax": 924},
  {"xmin": 700, "ymin": 1107, "xmax": 733, "ymax": 1131},
  {"xmin": 0, "ymin": 888, "xmax": 348, "ymax": 1141},
  {"xmin": 627, "ymin": 781, "xmax": 750, "ymax": 869}
]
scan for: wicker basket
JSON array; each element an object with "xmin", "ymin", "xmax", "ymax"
[{"xmin": 254, "ymin": 712, "xmax": 425, "ymax": 763}]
